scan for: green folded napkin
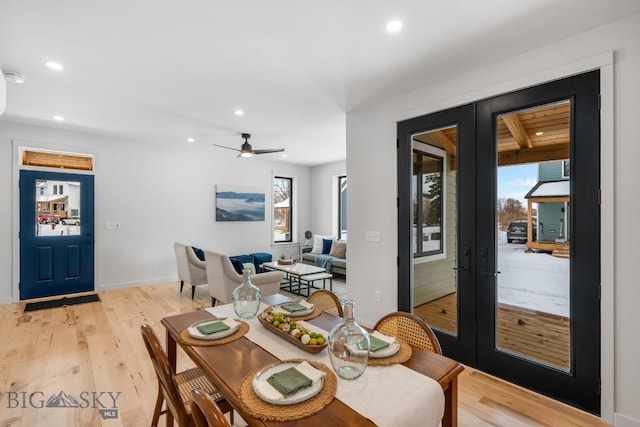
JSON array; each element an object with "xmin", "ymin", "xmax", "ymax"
[
  {"xmin": 266, "ymin": 367, "xmax": 312, "ymax": 396},
  {"xmin": 369, "ymin": 335, "xmax": 391, "ymax": 352},
  {"xmin": 196, "ymin": 321, "xmax": 230, "ymax": 335},
  {"xmin": 280, "ymin": 302, "xmax": 308, "ymax": 313}
]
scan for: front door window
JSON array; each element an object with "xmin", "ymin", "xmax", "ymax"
[{"xmin": 35, "ymin": 179, "xmax": 81, "ymax": 236}]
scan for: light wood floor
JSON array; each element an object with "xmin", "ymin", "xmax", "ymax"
[
  {"xmin": 0, "ymin": 283, "xmax": 606, "ymax": 427},
  {"xmin": 415, "ymin": 293, "xmax": 570, "ymax": 371}
]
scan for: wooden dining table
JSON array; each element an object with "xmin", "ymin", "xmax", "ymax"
[{"xmin": 161, "ymin": 294, "xmax": 464, "ymax": 427}]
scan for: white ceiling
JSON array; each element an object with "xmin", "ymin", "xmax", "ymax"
[{"xmin": 1, "ymin": 1, "xmax": 639, "ymax": 166}]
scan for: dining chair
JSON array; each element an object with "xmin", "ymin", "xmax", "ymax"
[
  {"xmin": 373, "ymin": 312, "xmax": 442, "ymax": 354},
  {"xmin": 307, "ymin": 289, "xmax": 343, "ymax": 317},
  {"xmin": 140, "ymin": 324, "xmax": 233, "ymax": 426},
  {"xmin": 189, "ymin": 389, "xmax": 232, "ymax": 427}
]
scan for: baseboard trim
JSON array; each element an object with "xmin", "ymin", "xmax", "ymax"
[
  {"xmin": 0, "ymin": 296, "xmax": 14, "ymax": 305},
  {"xmin": 616, "ymin": 413, "xmax": 640, "ymax": 427},
  {"xmin": 99, "ymin": 277, "xmax": 177, "ymax": 291}
]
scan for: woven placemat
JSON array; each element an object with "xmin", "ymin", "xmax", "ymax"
[
  {"xmin": 367, "ymin": 337, "xmax": 413, "ymax": 366},
  {"xmin": 238, "ymin": 358, "xmax": 337, "ymax": 422},
  {"xmin": 264, "ymin": 304, "xmax": 323, "ymax": 321},
  {"xmin": 179, "ymin": 320, "xmax": 249, "ymax": 346}
]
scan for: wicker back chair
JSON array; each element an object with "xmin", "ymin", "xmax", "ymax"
[
  {"xmin": 373, "ymin": 312, "xmax": 442, "ymax": 354},
  {"xmin": 189, "ymin": 389, "xmax": 232, "ymax": 427},
  {"xmin": 307, "ymin": 290, "xmax": 343, "ymax": 317},
  {"xmin": 140, "ymin": 324, "xmax": 233, "ymax": 426}
]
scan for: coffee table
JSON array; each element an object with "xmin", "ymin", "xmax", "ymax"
[{"xmin": 262, "ymin": 261, "xmax": 325, "ymax": 296}]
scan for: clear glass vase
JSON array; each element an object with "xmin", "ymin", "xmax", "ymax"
[
  {"xmin": 328, "ymin": 300, "xmax": 370, "ymax": 380},
  {"xmin": 232, "ymin": 269, "xmax": 261, "ymax": 319}
]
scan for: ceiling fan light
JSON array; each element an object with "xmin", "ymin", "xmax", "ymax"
[{"xmin": 240, "ymin": 151, "xmax": 252, "ymax": 158}]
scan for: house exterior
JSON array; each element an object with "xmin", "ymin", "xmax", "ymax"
[{"xmin": 524, "ymin": 160, "xmax": 570, "ymax": 253}]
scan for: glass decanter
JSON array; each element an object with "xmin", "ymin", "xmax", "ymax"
[
  {"xmin": 232, "ymin": 268, "xmax": 261, "ymax": 319},
  {"xmin": 327, "ymin": 299, "xmax": 370, "ymax": 380}
]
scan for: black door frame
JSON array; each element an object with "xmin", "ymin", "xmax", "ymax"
[
  {"xmin": 397, "ymin": 70, "xmax": 601, "ymax": 413},
  {"xmin": 476, "ymin": 70, "xmax": 600, "ymax": 414},
  {"xmin": 397, "ymin": 103, "xmax": 476, "ymax": 366}
]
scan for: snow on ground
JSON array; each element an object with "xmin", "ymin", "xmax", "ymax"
[{"xmin": 497, "ymin": 231, "xmax": 569, "ymax": 317}]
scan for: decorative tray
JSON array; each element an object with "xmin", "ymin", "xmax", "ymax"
[
  {"xmin": 277, "ymin": 259, "xmax": 296, "ymax": 265},
  {"xmin": 257, "ymin": 311, "xmax": 328, "ymax": 354}
]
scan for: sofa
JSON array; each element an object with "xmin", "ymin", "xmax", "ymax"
[{"xmin": 301, "ymin": 237, "xmax": 347, "ymax": 276}]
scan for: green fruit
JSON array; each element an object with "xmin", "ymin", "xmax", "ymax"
[
  {"xmin": 316, "ymin": 337, "xmax": 325, "ymax": 345},
  {"xmin": 309, "ymin": 338, "xmax": 318, "ymax": 345}
]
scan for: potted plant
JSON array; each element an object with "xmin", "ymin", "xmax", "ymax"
[{"xmin": 277, "ymin": 254, "xmax": 295, "ymax": 265}]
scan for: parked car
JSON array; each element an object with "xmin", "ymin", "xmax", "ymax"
[
  {"xmin": 506, "ymin": 220, "xmax": 537, "ymax": 243},
  {"xmin": 61, "ymin": 217, "xmax": 80, "ymax": 225},
  {"xmin": 38, "ymin": 214, "xmax": 59, "ymax": 224}
]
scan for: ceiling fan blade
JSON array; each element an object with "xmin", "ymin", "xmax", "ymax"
[
  {"xmin": 253, "ymin": 148, "xmax": 285, "ymax": 154},
  {"xmin": 212, "ymin": 143, "xmax": 241, "ymax": 153}
]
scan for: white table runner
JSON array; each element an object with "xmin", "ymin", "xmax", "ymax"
[{"xmin": 206, "ymin": 304, "xmax": 444, "ymax": 427}]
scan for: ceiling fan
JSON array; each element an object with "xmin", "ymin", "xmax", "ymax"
[{"xmin": 212, "ymin": 133, "xmax": 284, "ymax": 158}]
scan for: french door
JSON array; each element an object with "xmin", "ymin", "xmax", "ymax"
[
  {"xmin": 398, "ymin": 70, "xmax": 601, "ymax": 413},
  {"xmin": 20, "ymin": 170, "xmax": 95, "ymax": 300}
]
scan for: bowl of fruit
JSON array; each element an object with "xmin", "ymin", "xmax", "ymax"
[{"xmin": 258, "ymin": 309, "xmax": 328, "ymax": 353}]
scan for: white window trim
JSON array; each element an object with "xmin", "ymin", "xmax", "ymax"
[
  {"xmin": 561, "ymin": 159, "xmax": 570, "ymax": 179},
  {"xmin": 412, "ymin": 140, "xmax": 446, "ymax": 264}
]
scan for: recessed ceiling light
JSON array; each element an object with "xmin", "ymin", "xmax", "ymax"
[
  {"xmin": 281, "ymin": 154, "xmax": 288, "ymax": 158},
  {"xmin": 46, "ymin": 61, "xmax": 64, "ymax": 71},
  {"xmin": 535, "ymin": 131, "xmax": 544, "ymax": 136},
  {"xmin": 386, "ymin": 20, "xmax": 403, "ymax": 33},
  {"xmin": 53, "ymin": 115, "xmax": 65, "ymax": 121},
  {"xmin": 187, "ymin": 137, "xmax": 195, "ymax": 143},
  {"xmin": 235, "ymin": 109, "xmax": 244, "ymax": 116}
]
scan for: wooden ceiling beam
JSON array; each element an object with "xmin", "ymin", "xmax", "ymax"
[
  {"xmin": 429, "ymin": 130, "xmax": 457, "ymax": 158},
  {"xmin": 501, "ymin": 114, "xmax": 533, "ymax": 149},
  {"xmin": 498, "ymin": 144, "xmax": 569, "ymax": 166}
]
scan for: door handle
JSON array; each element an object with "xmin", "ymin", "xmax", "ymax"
[
  {"xmin": 453, "ymin": 246, "xmax": 470, "ymax": 273},
  {"xmin": 479, "ymin": 247, "xmax": 500, "ymax": 277}
]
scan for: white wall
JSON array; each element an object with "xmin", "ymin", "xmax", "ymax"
[
  {"xmin": 0, "ymin": 121, "xmax": 311, "ymax": 298},
  {"xmin": 310, "ymin": 160, "xmax": 346, "ymax": 238},
  {"xmin": 346, "ymin": 14, "xmax": 640, "ymax": 426}
]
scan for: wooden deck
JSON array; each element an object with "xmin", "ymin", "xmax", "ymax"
[{"xmin": 415, "ymin": 293, "xmax": 570, "ymax": 371}]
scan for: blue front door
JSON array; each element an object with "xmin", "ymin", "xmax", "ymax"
[{"xmin": 20, "ymin": 170, "xmax": 95, "ymax": 300}]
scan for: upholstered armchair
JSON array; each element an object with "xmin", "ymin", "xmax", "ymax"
[
  {"xmin": 204, "ymin": 250, "xmax": 283, "ymax": 306},
  {"xmin": 174, "ymin": 242, "xmax": 207, "ymax": 299}
]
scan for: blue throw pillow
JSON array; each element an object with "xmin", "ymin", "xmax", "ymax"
[
  {"xmin": 230, "ymin": 259, "xmax": 244, "ymax": 275},
  {"xmin": 191, "ymin": 246, "xmax": 205, "ymax": 261},
  {"xmin": 322, "ymin": 238, "xmax": 333, "ymax": 254}
]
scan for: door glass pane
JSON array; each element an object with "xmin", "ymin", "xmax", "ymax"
[
  {"xmin": 495, "ymin": 100, "xmax": 571, "ymax": 371},
  {"xmin": 36, "ymin": 179, "xmax": 82, "ymax": 236},
  {"xmin": 412, "ymin": 125, "xmax": 458, "ymax": 336}
]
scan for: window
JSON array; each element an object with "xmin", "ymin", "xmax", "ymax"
[
  {"xmin": 273, "ymin": 176, "xmax": 292, "ymax": 243},
  {"xmin": 562, "ymin": 159, "xmax": 570, "ymax": 178},
  {"xmin": 338, "ymin": 176, "xmax": 347, "ymax": 240},
  {"xmin": 412, "ymin": 142, "xmax": 446, "ymax": 258}
]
